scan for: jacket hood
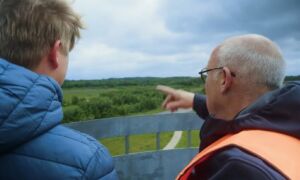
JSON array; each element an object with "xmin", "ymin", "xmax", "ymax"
[
  {"xmin": 0, "ymin": 59, "xmax": 63, "ymax": 154},
  {"xmin": 200, "ymin": 81, "xmax": 300, "ymax": 150}
]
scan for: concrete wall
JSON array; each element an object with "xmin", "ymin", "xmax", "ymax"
[
  {"xmin": 114, "ymin": 148, "xmax": 198, "ymax": 180},
  {"xmin": 66, "ymin": 112, "xmax": 203, "ymax": 179}
]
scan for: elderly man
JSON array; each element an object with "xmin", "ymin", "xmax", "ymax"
[
  {"xmin": 0, "ymin": 0, "xmax": 118, "ymax": 179},
  {"xmin": 157, "ymin": 34, "xmax": 300, "ymax": 179}
]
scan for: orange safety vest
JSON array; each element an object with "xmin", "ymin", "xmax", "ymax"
[{"xmin": 176, "ymin": 130, "xmax": 300, "ymax": 180}]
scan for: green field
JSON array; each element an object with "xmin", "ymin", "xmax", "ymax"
[
  {"xmin": 62, "ymin": 77, "xmax": 204, "ymax": 155},
  {"xmin": 100, "ymin": 130, "xmax": 200, "ymax": 156}
]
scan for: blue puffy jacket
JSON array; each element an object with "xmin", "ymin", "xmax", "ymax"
[{"xmin": 0, "ymin": 59, "xmax": 118, "ymax": 180}]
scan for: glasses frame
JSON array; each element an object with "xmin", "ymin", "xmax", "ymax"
[{"xmin": 198, "ymin": 67, "xmax": 236, "ymax": 83}]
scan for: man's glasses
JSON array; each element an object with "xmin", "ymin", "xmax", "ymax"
[{"xmin": 198, "ymin": 67, "xmax": 236, "ymax": 83}]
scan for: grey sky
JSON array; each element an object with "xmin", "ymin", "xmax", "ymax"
[{"xmin": 68, "ymin": 0, "xmax": 300, "ymax": 79}]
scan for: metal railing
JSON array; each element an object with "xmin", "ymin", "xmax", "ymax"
[{"xmin": 66, "ymin": 111, "xmax": 203, "ymax": 180}]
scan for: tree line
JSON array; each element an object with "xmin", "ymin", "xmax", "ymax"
[
  {"xmin": 62, "ymin": 77, "xmax": 203, "ymax": 89},
  {"xmin": 62, "ymin": 77, "xmax": 205, "ymax": 123},
  {"xmin": 62, "ymin": 87, "xmax": 165, "ymax": 123},
  {"xmin": 62, "ymin": 76, "xmax": 299, "ymax": 123}
]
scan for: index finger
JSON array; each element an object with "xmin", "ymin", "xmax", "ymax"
[{"xmin": 156, "ymin": 85, "xmax": 177, "ymax": 95}]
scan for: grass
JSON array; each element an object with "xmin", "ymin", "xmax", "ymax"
[
  {"xmin": 130, "ymin": 108, "xmax": 163, "ymax": 116},
  {"xmin": 63, "ymin": 86, "xmax": 158, "ymax": 98},
  {"xmin": 100, "ymin": 132, "xmax": 174, "ymax": 156},
  {"xmin": 100, "ymin": 130, "xmax": 201, "ymax": 156},
  {"xmin": 176, "ymin": 130, "xmax": 200, "ymax": 148}
]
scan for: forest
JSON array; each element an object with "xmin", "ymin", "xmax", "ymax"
[
  {"xmin": 62, "ymin": 77, "xmax": 204, "ymax": 123},
  {"xmin": 62, "ymin": 76, "xmax": 300, "ymax": 123}
]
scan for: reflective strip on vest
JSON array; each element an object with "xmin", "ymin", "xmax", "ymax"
[{"xmin": 176, "ymin": 130, "xmax": 300, "ymax": 180}]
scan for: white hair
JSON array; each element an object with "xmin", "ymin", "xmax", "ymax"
[{"xmin": 217, "ymin": 34, "xmax": 286, "ymax": 89}]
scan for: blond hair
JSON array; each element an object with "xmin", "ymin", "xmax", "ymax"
[{"xmin": 0, "ymin": 0, "xmax": 83, "ymax": 69}]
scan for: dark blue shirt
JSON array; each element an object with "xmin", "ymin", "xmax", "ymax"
[{"xmin": 192, "ymin": 82, "xmax": 300, "ymax": 179}]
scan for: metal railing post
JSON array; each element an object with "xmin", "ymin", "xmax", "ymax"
[
  {"xmin": 187, "ymin": 130, "xmax": 192, "ymax": 147},
  {"xmin": 125, "ymin": 135, "xmax": 130, "ymax": 154},
  {"xmin": 156, "ymin": 132, "xmax": 160, "ymax": 150}
]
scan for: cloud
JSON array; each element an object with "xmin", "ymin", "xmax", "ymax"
[
  {"xmin": 68, "ymin": 41, "xmax": 209, "ymax": 79},
  {"xmin": 67, "ymin": 0, "xmax": 300, "ymax": 79},
  {"xmin": 161, "ymin": 0, "xmax": 300, "ymax": 39},
  {"xmin": 72, "ymin": 0, "xmax": 183, "ymax": 54}
]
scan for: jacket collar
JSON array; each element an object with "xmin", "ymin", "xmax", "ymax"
[{"xmin": 0, "ymin": 58, "xmax": 63, "ymax": 153}]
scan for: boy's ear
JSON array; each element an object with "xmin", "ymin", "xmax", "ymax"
[
  {"xmin": 220, "ymin": 67, "xmax": 233, "ymax": 93},
  {"xmin": 48, "ymin": 40, "xmax": 62, "ymax": 69}
]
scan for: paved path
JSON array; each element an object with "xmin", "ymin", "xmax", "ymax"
[
  {"xmin": 163, "ymin": 131, "xmax": 183, "ymax": 150},
  {"xmin": 161, "ymin": 109, "xmax": 192, "ymax": 150}
]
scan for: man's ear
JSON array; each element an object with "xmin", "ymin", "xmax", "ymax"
[
  {"xmin": 48, "ymin": 40, "xmax": 62, "ymax": 69},
  {"xmin": 220, "ymin": 67, "xmax": 233, "ymax": 93}
]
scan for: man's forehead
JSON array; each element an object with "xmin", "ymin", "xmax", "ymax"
[{"xmin": 206, "ymin": 46, "xmax": 220, "ymax": 68}]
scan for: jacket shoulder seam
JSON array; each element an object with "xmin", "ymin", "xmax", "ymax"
[
  {"xmin": 0, "ymin": 75, "xmax": 41, "ymax": 126},
  {"xmin": 0, "ymin": 61, "xmax": 9, "ymax": 76},
  {"xmin": 47, "ymin": 130, "xmax": 92, "ymax": 147},
  {"xmin": 11, "ymin": 152, "xmax": 85, "ymax": 172},
  {"xmin": 83, "ymin": 147, "xmax": 115, "ymax": 179},
  {"xmin": 30, "ymin": 94, "xmax": 58, "ymax": 134}
]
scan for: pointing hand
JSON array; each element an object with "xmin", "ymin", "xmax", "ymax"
[{"xmin": 156, "ymin": 85, "xmax": 195, "ymax": 112}]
